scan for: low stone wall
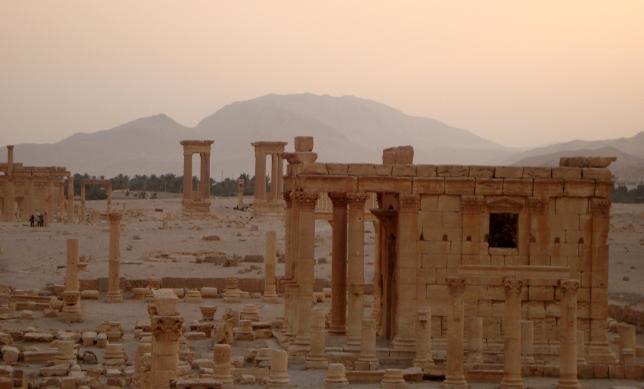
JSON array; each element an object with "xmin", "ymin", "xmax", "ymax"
[{"xmin": 609, "ymin": 301, "xmax": 644, "ymax": 328}]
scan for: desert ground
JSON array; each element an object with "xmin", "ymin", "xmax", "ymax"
[{"xmin": 0, "ymin": 194, "xmax": 642, "ymax": 388}]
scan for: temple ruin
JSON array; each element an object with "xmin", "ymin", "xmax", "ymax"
[
  {"xmin": 251, "ymin": 141, "xmax": 287, "ymax": 215},
  {"xmin": 180, "ymin": 140, "xmax": 214, "ymax": 216}
]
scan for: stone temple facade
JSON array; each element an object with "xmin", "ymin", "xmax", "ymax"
[
  {"xmin": 0, "ymin": 145, "xmax": 73, "ymax": 222},
  {"xmin": 282, "ymin": 136, "xmax": 616, "ymax": 379}
]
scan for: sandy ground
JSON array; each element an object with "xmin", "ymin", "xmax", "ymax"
[{"xmin": 0, "ymin": 197, "xmax": 642, "ymax": 388}]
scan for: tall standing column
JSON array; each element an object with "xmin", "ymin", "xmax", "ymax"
[
  {"xmin": 444, "ymin": 277, "xmax": 468, "ymax": 389},
  {"xmin": 501, "ymin": 277, "xmax": 524, "ymax": 389},
  {"xmin": 254, "ymin": 150, "xmax": 266, "ymax": 203},
  {"xmin": 558, "ymin": 279, "xmax": 581, "ymax": 389},
  {"xmin": 237, "ymin": 178, "xmax": 245, "ymax": 208},
  {"xmin": 46, "ymin": 179, "xmax": 53, "ymax": 225},
  {"xmin": 329, "ymin": 192, "xmax": 348, "ymax": 334},
  {"xmin": 276, "ymin": 155, "xmax": 284, "ymax": 199},
  {"xmin": 292, "ymin": 191, "xmax": 318, "ymax": 352},
  {"xmin": 61, "ymin": 238, "xmax": 81, "ymax": 322},
  {"xmin": 200, "ymin": 152, "xmax": 210, "ymax": 200},
  {"xmin": 67, "ymin": 175, "xmax": 74, "ymax": 223},
  {"xmin": 393, "ymin": 194, "xmax": 419, "ymax": 351},
  {"xmin": 150, "ymin": 289, "xmax": 183, "ymax": 389},
  {"xmin": 80, "ymin": 184, "xmax": 86, "ymax": 223},
  {"xmin": 345, "ymin": 193, "xmax": 367, "ymax": 352},
  {"xmin": 183, "ymin": 153, "xmax": 192, "ymax": 201},
  {"xmin": 58, "ymin": 183, "xmax": 65, "ymax": 221},
  {"xmin": 106, "ymin": 183, "xmax": 112, "ymax": 213},
  {"xmin": 271, "ymin": 154, "xmax": 279, "ymax": 201},
  {"xmin": 263, "ymin": 230, "xmax": 279, "ymax": 302},
  {"xmin": 283, "ymin": 192, "xmax": 300, "ymax": 338},
  {"xmin": 107, "ymin": 212, "xmax": 123, "ymax": 303}
]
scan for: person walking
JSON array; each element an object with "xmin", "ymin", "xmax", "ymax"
[{"xmin": 29, "ymin": 214, "xmax": 35, "ymax": 228}]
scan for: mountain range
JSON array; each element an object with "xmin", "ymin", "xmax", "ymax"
[{"xmin": 1, "ymin": 93, "xmax": 642, "ymax": 183}]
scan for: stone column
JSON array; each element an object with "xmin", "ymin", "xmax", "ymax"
[
  {"xmin": 67, "ymin": 175, "xmax": 74, "ymax": 223},
  {"xmin": 305, "ymin": 310, "xmax": 328, "ymax": 368},
  {"xmin": 521, "ymin": 320, "xmax": 534, "ymax": 364},
  {"xmin": 414, "ymin": 307, "xmax": 435, "ymax": 371},
  {"xmin": 46, "ymin": 179, "xmax": 53, "ymax": 225},
  {"xmin": 393, "ymin": 194, "xmax": 419, "ymax": 351},
  {"xmin": 467, "ymin": 316, "xmax": 483, "ymax": 364},
  {"xmin": 263, "ymin": 230, "xmax": 279, "ymax": 302},
  {"xmin": 237, "ymin": 178, "xmax": 245, "ymax": 208},
  {"xmin": 106, "ymin": 182, "xmax": 112, "ymax": 213},
  {"xmin": 6, "ymin": 145, "xmax": 14, "ymax": 174},
  {"xmin": 282, "ymin": 192, "xmax": 296, "ymax": 335},
  {"xmin": 58, "ymin": 182, "xmax": 65, "ymax": 221},
  {"xmin": 183, "ymin": 152, "xmax": 192, "ymax": 201},
  {"xmin": 616, "ymin": 323, "xmax": 636, "ymax": 364},
  {"xmin": 254, "ymin": 149, "xmax": 266, "ymax": 202},
  {"xmin": 356, "ymin": 317, "xmax": 379, "ymax": 370},
  {"xmin": 345, "ymin": 193, "xmax": 367, "ymax": 352},
  {"xmin": 107, "ymin": 212, "xmax": 123, "ymax": 303},
  {"xmin": 200, "ymin": 152, "xmax": 210, "ymax": 200},
  {"xmin": 558, "ymin": 279, "xmax": 580, "ymax": 389},
  {"xmin": 213, "ymin": 344, "xmax": 234, "ymax": 386},
  {"xmin": 80, "ymin": 184, "xmax": 86, "ymax": 222},
  {"xmin": 444, "ymin": 277, "xmax": 468, "ymax": 388},
  {"xmin": 268, "ymin": 349, "xmax": 290, "ymax": 387},
  {"xmin": 329, "ymin": 192, "xmax": 348, "ymax": 334},
  {"xmin": 292, "ymin": 191, "xmax": 318, "ymax": 352},
  {"xmin": 277, "ymin": 154, "xmax": 284, "ymax": 199},
  {"xmin": 150, "ymin": 289, "xmax": 183, "ymax": 389},
  {"xmin": 500, "ymin": 277, "xmax": 524, "ymax": 389},
  {"xmin": 271, "ymin": 154, "xmax": 280, "ymax": 201},
  {"xmin": 61, "ymin": 239, "xmax": 81, "ymax": 322}
]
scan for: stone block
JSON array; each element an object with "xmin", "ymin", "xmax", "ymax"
[
  {"xmin": 468, "ymin": 166, "xmax": 495, "ymax": 178},
  {"xmin": 522, "ymin": 167, "xmax": 552, "ymax": 178},
  {"xmin": 528, "ymin": 302, "xmax": 546, "ymax": 319},
  {"xmin": 420, "ymin": 195, "xmax": 439, "ymax": 210},
  {"xmin": 416, "ymin": 165, "xmax": 437, "ymax": 177},
  {"xmin": 475, "ymin": 178, "xmax": 503, "ymax": 195},
  {"xmin": 555, "ymin": 197, "xmax": 588, "ymax": 214},
  {"xmin": 348, "ymin": 164, "xmax": 377, "ymax": 176},
  {"xmin": 595, "ymin": 181, "xmax": 613, "ymax": 198},
  {"xmin": 438, "ymin": 195, "xmax": 460, "ymax": 211},
  {"xmin": 593, "ymin": 364, "xmax": 608, "ymax": 378},
  {"xmin": 302, "ymin": 163, "xmax": 328, "ymax": 175},
  {"xmin": 375, "ymin": 165, "xmax": 393, "ymax": 176},
  {"xmin": 582, "ymin": 168, "xmax": 612, "ymax": 180},
  {"xmin": 494, "ymin": 166, "xmax": 523, "ymax": 178},
  {"xmin": 503, "ymin": 179, "xmax": 533, "ymax": 196},
  {"xmin": 444, "ymin": 177, "xmax": 475, "ymax": 195},
  {"xmin": 529, "ymin": 286, "xmax": 554, "ymax": 301},
  {"xmin": 358, "ymin": 176, "xmax": 411, "ymax": 193},
  {"xmin": 392, "ymin": 165, "xmax": 416, "ymax": 177},
  {"xmin": 533, "ymin": 178, "xmax": 564, "ymax": 197},
  {"xmin": 608, "ymin": 364, "xmax": 625, "ymax": 379},
  {"xmin": 294, "ymin": 136, "xmax": 314, "ymax": 152},
  {"xmin": 436, "ymin": 165, "xmax": 469, "ymax": 177},
  {"xmin": 413, "ymin": 178, "xmax": 445, "ymax": 194},
  {"xmin": 563, "ymin": 179, "xmax": 596, "ymax": 197},
  {"xmin": 326, "ymin": 163, "xmax": 349, "ymax": 175},
  {"xmin": 552, "ymin": 167, "xmax": 582, "ymax": 179}
]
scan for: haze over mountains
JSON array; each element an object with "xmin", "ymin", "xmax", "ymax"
[{"xmin": 2, "ymin": 93, "xmax": 643, "ymax": 182}]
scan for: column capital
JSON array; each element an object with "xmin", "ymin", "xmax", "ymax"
[
  {"xmin": 108, "ymin": 212, "xmax": 122, "ymax": 223},
  {"xmin": 528, "ymin": 197, "xmax": 549, "ymax": 215},
  {"xmin": 590, "ymin": 198, "xmax": 610, "ymax": 216},
  {"xmin": 151, "ymin": 315, "xmax": 184, "ymax": 342},
  {"xmin": 347, "ymin": 193, "xmax": 368, "ymax": 209},
  {"xmin": 294, "ymin": 191, "xmax": 319, "ymax": 210},
  {"xmin": 559, "ymin": 279, "xmax": 580, "ymax": 294},
  {"xmin": 398, "ymin": 193, "xmax": 419, "ymax": 212},
  {"xmin": 329, "ymin": 192, "xmax": 349, "ymax": 207},
  {"xmin": 446, "ymin": 277, "xmax": 466, "ymax": 295},
  {"xmin": 503, "ymin": 277, "xmax": 524, "ymax": 297}
]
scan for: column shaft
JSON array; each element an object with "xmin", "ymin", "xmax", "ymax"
[
  {"xmin": 557, "ymin": 280, "xmax": 580, "ymax": 389},
  {"xmin": 345, "ymin": 193, "xmax": 367, "ymax": 351},
  {"xmin": 254, "ymin": 150, "xmax": 266, "ymax": 201},
  {"xmin": 444, "ymin": 277, "xmax": 468, "ymax": 388},
  {"xmin": 183, "ymin": 153, "xmax": 192, "ymax": 200},
  {"xmin": 501, "ymin": 278, "xmax": 524, "ymax": 389},
  {"xmin": 271, "ymin": 154, "xmax": 279, "ymax": 201},
  {"xmin": 329, "ymin": 193, "xmax": 348, "ymax": 334},
  {"xmin": 107, "ymin": 212, "xmax": 123, "ymax": 302},
  {"xmin": 200, "ymin": 152, "xmax": 210, "ymax": 200}
]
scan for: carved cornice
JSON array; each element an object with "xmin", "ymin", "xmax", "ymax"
[
  {"xmin": 151, "ymin": 315, "xmax": 183, "ymax": 342},
  {"xmin": 590, "ymin": 198, "xmax": 610, "ymax": 216},
  {"xmin": 485, "ymin": 196, "xmax": 524, "ymax": 212},
  {"xmin": 503, "ymin": 277, "xmax": 524, "ymax": 297}
]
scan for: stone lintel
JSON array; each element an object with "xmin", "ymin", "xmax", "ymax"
[{"xmin": 457, "ymin": 265, "xmax": 570, "ymax": 282}]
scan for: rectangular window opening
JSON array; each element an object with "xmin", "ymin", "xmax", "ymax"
[{"xmin": 488, "ymin": 212, "xmax": 518, "ymax": 248}]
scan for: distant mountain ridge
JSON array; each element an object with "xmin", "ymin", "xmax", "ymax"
[{"xmin": 0, "ymin": 93, "xmax": 642, "ymax": 182}]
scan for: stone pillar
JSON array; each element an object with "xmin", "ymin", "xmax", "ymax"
[
  {"xmin": 6, "ymin": 145, "xmax": 14, "ymax": 175},
  {"xmin": 200, "ymin": 152, "xmax": 210, "ymax": 200},
  {"xmin": 282, "ymin": 192, "xmax": 296, "ymax": 336},
  {"xmin": 616, "ymin": 323, "xmax": 636, "ymax": 364},
  {"xmin": 414, "ymin": 307, "xmax": 435, "ymax": 371},
  {"xmin": 500, "ymin": 277, "xmax": 524, "ymax": 389},
  {"xmin": 67, "ymin": 175, "xmax": 74, "ymax": 223},
  {"xmin": 213, "ymin": 344, "xmax": 234, "ymax": 386},
  {"xmin": 270, "ymin": 154, "xmax": 279, "ymax": 200},
  {"xmin": 106, "ymin": 182, "xmax": 112, "ymax": 213},
  {"xmin": 557, "ymin": 279, "xmax": 580, "ymax": 389},
  {"xmin": 393, "ymin": 194, "xmax": 419, "ymax": 351},
  {"xmin": 521, "ymin": 320, "xmax": 534, "ymax": 364},
  {"xmin": 292, "ymin": 191, "xmax": 318, "ymax": 352},
  {"xmin": 61, "ymin": 239, "xmax": 81, "ymax": 322},
  {"xmin": 254, "ymin": 149, "xmax": 266, "ymax": 202},
  {"xmin": 356, "ymin": 317, "xmax": 379, "ymax": 370},
  {"xmin": 80, "ymin": 184, "xmax": 86, "ymax": 222},
  {"xmin": 444, "ymin": 277, "xmax": 468, "ymax": 388},
  {"xmin": 263, "ymin": 230, "xmax": 279, "ymax": 302},
  {"xmin": 268, "ymin": 349, "xmax": 290, "ymax": 387},
  {"xmin": 329, "ymin": 192, "xmax": 348, "ymax": 334},
  {"xmin": 277, "ymin": 154, "xmax": 284, "ymax": 199},
  {"xmin": 237, "ymin": 178, "xmax": 245, "ymax": 208},
  {"xmin": 58, "ymin": 182, "xmax": 65, "ymax": 221},
  {"xmin": 305, "ymin": 310, "xmax": 328, "ymax": 368},
  {"xmin": 325, "ymin": 363, "xmax": 349, "ymax": 388},
  {"xmin": 345, "ymin": 193, "xmax": 367, "ymax": 352},
  {"xmin": 467, "ymin": 316, "xmax": 483, "ymax": 364},
  {"xmin": 150, "ymin": 289, "xmax": 183, "ymax": 389},
  {"xmin": 46, "ymin": 179, "xmax": 53, "ymax": 225},
  {"xmin": 107, "ymin": 212, "xmax": 123, "ymax": 303},
  {"xmin": 183, "ymin": 152, "xmax": 192, "ymax": 201}
]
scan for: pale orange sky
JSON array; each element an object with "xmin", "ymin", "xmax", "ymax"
[{"xmin": 1, "ymin": 1, "xmax": 643, "ymax": 147}]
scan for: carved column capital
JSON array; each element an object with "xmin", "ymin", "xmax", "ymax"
[
  {"xmin": 108, "ymin": 212, "xmax": 122, "ymax": 223},
  {"xmin": 446, "ymin": 277, "xmax": 466, "ymax": 295},
  {"xmin": 347, "ymin": 193, "xmax": 369, "ymax": 209},
  {"xmin": 398, "ymin": 193, "xmax": 419, "ymax": 213},
  {"xmin": 503, "ymin": 277, "xmax": 524, "ymax": 297},
  {"xmin": 329, "ymin": 192, "xmax": 349, "ymax": 207},
  {"xmin": 559, "ymin": 279, "xmax": 580, "ymax": 295},
  {"xmin": 294, "ymin": 191, "xmax": 319, "ymax": 210},
  {"xmin": 590, "ymin": 198, "xmax": 610, "ymax": 216},
  {"xmin": 151, "ymin": 315, "xmax": 184, "ymax": 342}
]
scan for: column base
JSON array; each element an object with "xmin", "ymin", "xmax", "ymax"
[
  {"xmin": 556, "ymin": 379, "xmax": 581, "ymax": 389},
  {"xmin": 442, "ymin": 377, "xmax": 469, "ymax": 389},
  {"xmin": 355, "ymin": 358, "xmax": 379, "ymax": 371},
  {"xmin": 304, "ymin": 356, "xmax": 328, "ymax": 369},
  {"xmin": 328, "ymin": 324, "xmax": 346, "ymax": 334},
  {"xmin": 499, "ymin": 377, "xmax": 524, "ymax": 389},
  {"xmin": 106, "ymin": 291, "xmax": 123, "ymax": 303},
  {"xmin": 343, "ymin": 336, "xmax": 361, "ymax": 353},
  {"xmin": 393, "ymin": 335, "xmax": 416, "ymax": 352}
]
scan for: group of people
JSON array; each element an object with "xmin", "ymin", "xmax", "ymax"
[{"xmin": 28, "ymin": 212, "xmax": 46, "ymax": 227}]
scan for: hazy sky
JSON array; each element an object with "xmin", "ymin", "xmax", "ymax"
[{"xmin": 1, "ymin": 1, "xmax": 643, "ymax": 148}]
